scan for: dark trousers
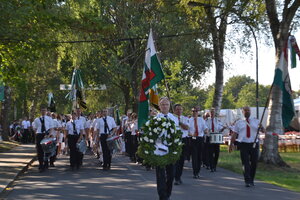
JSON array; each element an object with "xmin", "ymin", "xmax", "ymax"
[
  {"xmin": 191, "ymin": 137, "xmax": 204, "ymax": 176},
  {"xmin": 185, "ymin": 137, "xmax": 192, "ymax": 161},
  {"xmin": 100, "ymin": 134, "xmax": 111, "ymax": 168},
  {"xmin": 130, "ymin": 135, "xmax": 138, "ymax": 161},
  {"xmin": 156, "ymin": 164, "xmax": 174, "ymax": 200},
  {"xmin": 239, "ymin": 142, "xmax": 259, "ymax": 184},
  {"xmin": 209, "ymin": 143, "xmax": 220, "ymax": 170},
  {"xmin": 36, "ymin": 133, "xmax": 46, "ymax": 169},
  {"xmin": 22, "ymin": 129, "xmax": 29, "ymax": 143},
  {"xmin": 202, "ymin": 137, "xmax": 210, "ymax": 167},
  {"xmin": 175, "ymin": 137, "xmax": 188, "ymax": 181},
  {"xmin": 68, "ymin": 134, "xmax": 80, "ymax": 168},
  {"xmin": 125, "ymin": 131, "xmax": 131, "ymax": 155}
]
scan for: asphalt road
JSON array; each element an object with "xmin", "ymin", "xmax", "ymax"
[{"xmin": 3, "ymin": 152, "xmax": 300, "ymax": 200}]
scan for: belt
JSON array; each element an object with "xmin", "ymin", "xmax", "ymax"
[{"xmin": 192, "ymin": 136, "xmax": 203, "ymax": 139}]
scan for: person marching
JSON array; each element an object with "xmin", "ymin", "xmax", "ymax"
[
  {"xmin": 32, "ymin": 106, "xmax": 54, "ymax": 172},
  {"xmin": 229, "ymin": 106, "xmax": 264, "ymax": 187},
  {"xmin": 96, "ymin": 108, "xmax": 117, "ymax": 170},
  {"xmin": 129, "ymin": 113, "xmax": 139, "ymax": 163},
  {"xmin": 155, "ymin": 97, "xmax": 179, "ymax": 200},
  {"xmin": 21, "ymin": 116, "xmax": 31, "ymax": 144},
  {"xmin": 173, "ymin": 104, "xmax": 189, "ymax": 185},
  {"xmin": 206, "ymin": 108, "xmax": 225, "ymax": 172},
  {"xmin": 189, "ymin": 107, "xmax": 208, "ymax": 179},
  {"xmin": 65, "ymin": 112, "xmax": 84, "ymax": 170},
  {"xmin": 75, "ymin": 108, "xmax": 87, "ymax": 166}
]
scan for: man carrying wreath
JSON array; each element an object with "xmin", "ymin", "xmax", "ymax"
[{"xmin": 155, "ymin": 97, "xmax": 179, "ymax": 200}]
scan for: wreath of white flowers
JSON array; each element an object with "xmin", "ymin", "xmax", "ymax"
[{"xmin": 137, "ymin": 116, "xmax": 183, "ymax": 167}]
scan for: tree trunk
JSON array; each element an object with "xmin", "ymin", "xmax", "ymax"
[
  {"xmin": 205, "ymin": 6, "xmax": 228, "ymax": 115},
  {"xmin": 0, "ymin": 86, "xmax": 12, "ymax": 141},
  {"xmin": 261, "ymin": 0, "xmax": 300, "ymax": 166},
  {"xmin": 260, "ymin": 85, "xmax": 288, "ymax": 166}
]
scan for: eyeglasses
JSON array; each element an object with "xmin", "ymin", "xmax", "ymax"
[{"xmin": 192, "ymin": 111, "xmax": 198, "ymax": 112}]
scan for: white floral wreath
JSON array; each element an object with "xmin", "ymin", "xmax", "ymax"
[{"xmin": 138, "ymin": 116, "xmax": 183, "ymax": 167}]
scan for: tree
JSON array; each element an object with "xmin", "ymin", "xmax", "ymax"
[
  {"xmin": 224, "ymin": 75, "xmax": 255, "ymax": 103},
  {"xmin": 186, "ymin": 0, "xmax": 265, "ymax": 115},
  {"xmin": 261, "ymin": 0, "xmax": 300, "ymax": 166},
  {"xmin": 236, "ymin": 83, "xmax": 270, "ymax": 108}
]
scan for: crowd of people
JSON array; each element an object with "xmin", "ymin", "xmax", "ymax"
[{"xmin": 8, "ymin": 98, "xmax": 264, "ymax": 200}]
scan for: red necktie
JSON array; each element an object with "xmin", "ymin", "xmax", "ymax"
[
  {"xmin": 212, "ymin": 118, "xmax": 215, "ymax": 132},
  {"xmin": 194, "ymin": 117, "xmax": 199, "ymax": 137},
  {"xmin": 246, "ymin": 119, "xmax": 250, "ymax": 138}
]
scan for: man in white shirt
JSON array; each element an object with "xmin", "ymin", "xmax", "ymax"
[
  {"xmin": 33, "ymin": 106, "xmax": 54, "ymax": 172},
  {"xmin": 206, "ymin": 108, "xmax": 224, "ymax": 172},
  {"xmin": 155, "ymin": 97, "xmax": 179, "ymax": 200},
  {"xmin": 229, "ymin": 106, "xmax": 264, "ymax": 187},
  {"xmin": 97, "ymin": 108, "xmax": 117, "ymax": 170},
  {"xmin": 189, "ymin": 107, "xmax": 208, "ymax": 179},
  {"xmin": 173, "ymin": 104, "xmax": 189, "ymax": 185},
  {"xmin": 21, "ymin": 116, "xmax": 31, "ymax": 144},
  {"xmin": 65, "ymin": 112, "xmax": 84, "ymax": 170}
]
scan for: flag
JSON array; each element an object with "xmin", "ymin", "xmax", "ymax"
[
  {"xmin": 272, "ymin": 47, "xmax": 295, "ymax": 128},
  {"xmin": 115, "ymin": 108, "xmax": 121, "ymax": 126},
  {"xmin": 48, "ymin": 92, "xmax": 56, "ymax": 112},
  {"xmin": 138, "ymin": 30, "xmax": 165, "ymax": 128},
  {"xmin": 66, "ymin": 69, "xmax": 87, "ymax": 110},
  {"xmin": 0, "ymin": 81, "xmax": 4, "ymax": 101},
  {"xmin": 289, "ymin": 35, "xmax": 300, "ymax": 68},
  {"xmin": 149, "ymin": 84, "xmax": 160, "ymax": 110}
]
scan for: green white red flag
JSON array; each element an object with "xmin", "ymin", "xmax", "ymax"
[
  {"xmin": 288, "ymin": 35, "xmax": 300, "ymax": 68},
  {"xmin": 138, "ymin": 30, "xmax": 164, "ymax": 129},
  {"xmin": 272, "ymin": 47, "xmax": 295, "ymax": 128}
]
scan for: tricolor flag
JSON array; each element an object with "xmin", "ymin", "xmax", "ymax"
[
  {"xmin": 66, "ymin": 69, "xmax": 87, "ymax": 110},
  {"xmin": 288, "ymin": 35, "xmax": 300, "ymax": 68},
  {"xmin": 272, "ymin": 47, "xmax": 295, "ymax": 128},
  {"xmin": 138, "ymin": 30, "xmax": 164, "ymax": 128}
]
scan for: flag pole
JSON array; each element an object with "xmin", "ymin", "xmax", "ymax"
[{"xmin": 253, "ymin": 83, "xmax": 274, "ymax": 148}]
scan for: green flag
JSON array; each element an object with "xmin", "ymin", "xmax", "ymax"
[
  {"xmin": 272, "ymin": 48, "xmax": 295, "ymax": 128},
  {"xmin": 0, "ymin": 84, "xmax": 4, "ymax": 101},
  {"xmin": 138, "ymin": 30, "xmax": 165, "ymax": 129},
  {"xmin": 289, "ymin": 35, "xmax": 300, "ymax": 68}
]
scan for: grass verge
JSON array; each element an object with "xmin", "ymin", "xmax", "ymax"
[
  {"xmin": 0, "ymin": 140, "xmax": 20, "ymax": 153},
  {"xmin": 218, "ymin": 145, "xmax": 300, "ymax": 193}
]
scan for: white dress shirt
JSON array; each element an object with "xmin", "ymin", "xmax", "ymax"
[
  {"xmin": 206, "ymin": 117, "xmax": 223, "ymax": 133},
  {"xmin": 22, "ymin": 120, "xmax": 31, "ymax": 129},
  {"xmin": 156, "ymin": 113, "xmax": 179, "ymax": 127},
  {"xmin": 66, "ymin": 119, "xmax": 84, "ymax": 135},
  {"xmin": 33, "ymin": 115, "xmax": 54, "ymax": 134},
  {"xmin": 189, "ymin": 117, "xmax": 208, "ymax": 137},
  {"xmin": 176, "ymin": 115, "xmax": 189, "ymax": 138},
  {"xmin": 233, "ymin": 117, "xmax": 259, "ymax": 143},
  {"xmin": 96, "ymin": 116, "xmax": 117, "ymax": 134}
]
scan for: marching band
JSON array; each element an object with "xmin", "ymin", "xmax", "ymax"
[{"xmin": 25, "ymin": 101, "xmax": 265, "ymax": 200}]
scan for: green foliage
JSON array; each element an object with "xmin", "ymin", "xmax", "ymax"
[
  {"xmin": 236, "ymin": 83, "xmax": 270, "ymax": 108},
  {"xmin": 224, "ymin": 75, "xmax": 255, "ymax": 103}
]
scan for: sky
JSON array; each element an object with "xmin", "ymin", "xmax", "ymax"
[{"xmin": 202, "ymin": 31, "xmax": 300, "ymax": 92}]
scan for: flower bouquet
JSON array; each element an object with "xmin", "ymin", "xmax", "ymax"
[{"xmin": 137, "ymin": 116, "xmax": 183, "ymax": 167}]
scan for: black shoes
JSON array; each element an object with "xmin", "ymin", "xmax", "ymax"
[
  {"xmin": 193, "ymin": 175, "xmax": 200, "ymax": 179},
  {"xmin": 245, "ymin": 182, "xmax": 255, "ymax": 187},
  {"xmin": 174, "ymin": 179, "xmax": 183, "ymax": 185}
]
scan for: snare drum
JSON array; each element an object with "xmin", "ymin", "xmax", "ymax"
[{"xmin": 209, "ymin": 132, "xmax": 223, "ymax": 144}]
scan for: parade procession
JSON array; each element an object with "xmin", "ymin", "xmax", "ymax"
[{"xmin": 1, "ymin": 1, "xmax": 300, "ymax": 200}]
